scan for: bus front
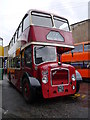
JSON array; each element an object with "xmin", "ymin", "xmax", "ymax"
[
  {"xmin": 33, "ymin": 45, "xmax": 76, "ymax": 98},
  {"xmin": 30, "ymin": 10, "xmax": 77, "ymax": 98}
]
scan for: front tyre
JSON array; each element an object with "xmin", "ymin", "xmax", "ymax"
[{"xmin": 22, "ymin": 78, "xmax": 33, "ymax": 103}]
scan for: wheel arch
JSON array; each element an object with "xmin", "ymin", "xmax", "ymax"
[{"xmin": 21, "ymin": 72, "xmax": 41, "ymax": 88}]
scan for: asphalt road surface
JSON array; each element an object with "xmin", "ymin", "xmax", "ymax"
[{"xmin": 1, "ymin": 75, "xmax": 90, "ymax": 119}]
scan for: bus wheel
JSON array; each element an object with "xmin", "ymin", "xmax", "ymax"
[{"xmin": 22, "ymin": 78, "xmax": 33, "ymax": 103}]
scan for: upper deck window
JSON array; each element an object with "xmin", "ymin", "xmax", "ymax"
[
  {"xmin": 18, "ymin": 23, "xmax": 22, "ymax": 37},
  {"xmin": 11, "ymin": 39, "xmax": 13, "ymax": 47},
  {"xmin": 23, "ymin": 14, "xmax": 30, "ymax": 31},
  {"xmin": 84, "ymin": 43, "xmax": 90, "ymax": 51},
  {"xmin": 14, "ymin": 32, "xmax": 18, "ymax": 43},
  {"xmin": 53, "ymin": 16, "xmax": 70, "ymax": 31},
  {"xmin": 31, "ymin": 12, "xmax": 52, "ymax": 28}
]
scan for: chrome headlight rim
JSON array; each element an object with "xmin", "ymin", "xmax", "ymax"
[
  {"xmin": 42, "ymin": 75, "xmax": 48, "ymax": 84},
  {"xmin": 71, "ymin": 74, "xmax": 76, "ymax": 81}
]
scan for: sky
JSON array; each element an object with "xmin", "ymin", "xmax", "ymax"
[{"xmin": 0, "ymin": 0, "xmax": 89, "ymax": 46}]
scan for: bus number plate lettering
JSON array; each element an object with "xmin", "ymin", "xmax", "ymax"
[{"xmin": 58, "ymin": 86, "xmax": 64, "ymax": 92}]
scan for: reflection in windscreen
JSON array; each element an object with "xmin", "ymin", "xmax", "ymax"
[
  {"xmin": 54, "ymin": 16, "xmax": 69, "ymax": 31},
  {"xmin": 31, "ymin": 12, "xmax": 52, "ymax": 28},
  {"xmin": 34, "ymin": 46, "xmax": 57, "ymax": 65}
]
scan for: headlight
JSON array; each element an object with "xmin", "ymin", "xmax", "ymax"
[
  {"xmin": 71, "ymin": 74, "xmax": 76, "ymax": 81},
  {"xmin": 42, "ymin": 76, "xmax": 48, "ymax": 84},
  {"xmin": 72, "ymin": 85, "xmax": 75, "ymax": 90},
  {"xmin": 42, "ymin": 71, "xmax": 48, "ymax": 84}
]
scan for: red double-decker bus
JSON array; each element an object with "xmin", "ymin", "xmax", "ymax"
[{"xmin": 7, "ymin": 10, "xmax": 79, "ymax": 103}]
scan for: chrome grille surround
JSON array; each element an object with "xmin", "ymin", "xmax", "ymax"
[{"xmin": 51, "ymin": 68, "xmax": 69, "ymax": 87}]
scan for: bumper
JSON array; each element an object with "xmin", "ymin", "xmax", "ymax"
[{"xmin": 42, "ymin": 83, "xmax": 76, "ymax": 99}]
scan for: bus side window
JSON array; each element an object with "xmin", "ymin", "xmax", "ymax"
[
  {"xmin": 84, "ymin": 44, "xmax": 90, "ymax": 51},
  {"xmin": 9, "ymin": 57, "xmax": 12, "ymax": 68},
  {"xmin": 18, "ymin": 23, "xmax": 22, "ymax": 37},
  {"xmin": 16, "ymin": 55, "xmax": 20, "ymax": 68},
  {"xmin": 72, "ymin": 44, "xmax": 83, "ymax": 53},
  {"xmin": 23, "ymin": 14, "xmax": 30, "ymax": 31},
  {"xmin": 24, "ymin": 47, "xmax": 32, "ymax": 68},
  {"xmin": 21, "ymin": 50, "xmax": 24, "ymax": 68},
  {"xmin": 14, "ymin": 32, "xmax": 18, "ymax": 43}
]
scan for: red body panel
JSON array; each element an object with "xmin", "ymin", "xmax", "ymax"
[
  {"xmin": 28, "ymin": 26, "xmax": 74, "ymax": 46},
  {"xmin": 34, "ymin": 62, "xmax": 76, "ymax": 98}
]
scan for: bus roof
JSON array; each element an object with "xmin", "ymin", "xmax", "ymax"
[{"xmin": 27, "ymin": 9, "xmax": 66, "ymax": 20}]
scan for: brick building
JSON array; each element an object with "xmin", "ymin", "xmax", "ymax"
[{"xmin": 70, "ymin": 19, "xmax": 90, "ymax": 44}]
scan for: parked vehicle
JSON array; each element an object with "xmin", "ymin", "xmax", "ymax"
[
  {"xmin": 62, "ymin": 41, "xmax": 90, "ymax": 81},
  {"xmin": 7, "ymin": 10, "xmax": 79, "ymax": 103}
]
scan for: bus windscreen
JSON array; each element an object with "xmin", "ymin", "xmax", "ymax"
[
  {"xmin": 31, "ymin": 12, "xmax": 52, "ymax": 28},
  {"xmin": 53, "ymin": 16, "xmax": 70, "ymax": 31},
  {"xmin": 34, "ymin": 46, "xmax": 57, "ymax": 65}
]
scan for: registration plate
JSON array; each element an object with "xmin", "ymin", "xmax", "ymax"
[{"xmin": 58, "ymin": 86, "xmax": 64, "ymax": 92}]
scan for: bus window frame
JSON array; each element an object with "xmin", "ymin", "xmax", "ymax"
[
  {"xmin": 18, "ymin": 22, "xmax": 23, "ymax": 37},
  {"xmin": 15, "ymin": 55, "xmax": 21, "ymax": 69},
  {"xmin": 33, "ymin": 45, "xmax": 57, "ymax": 66},
  {"xmin": 72, "ymin": 44, "xmax": 83, "ymax": 53},
  {"xmin": 24, "ymin": 45, "xmax": 32, "ymax": 68},
  {"xmin": 84, "ymin": 43, "xmax": 90, "ymax": 52},
  {"xmin": 53, "ymin": 16, "xmax": 70, "ymax": 31},
  {"xmin": 21, "ymin": 50, "xmax": 25, "ymax": 68},
  {"xmin": 23, "ymin": 14, "xmax": 30, "ymax": 31},
  {"xmin": 31, "ymin": 11, "xmax": 53, "ymax": 28}
]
